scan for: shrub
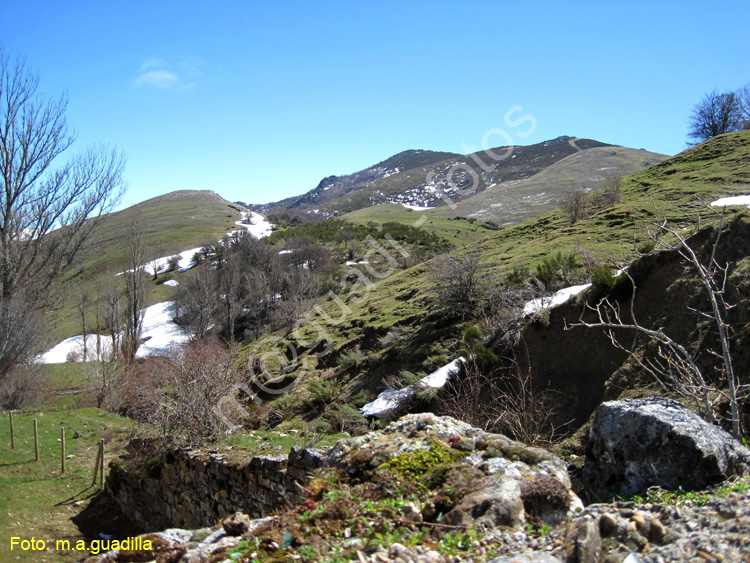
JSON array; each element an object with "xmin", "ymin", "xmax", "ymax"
[
  {"xmin": 337, "ymin": 349, "xmax": 365, "ymax": 369},
  {"xmin": 429, "ymin": 252, "xmax": 495, "ymax": 321},
  {"xmin": 560, "ymin": 189, "xmax": 588, "ymax": 224},
  {"xmin": 535, "ymin": 251, "xmax": 580, "ymax": 288},
  {"xmin": 350, "ymin": 390, "xmax": 374, "ymax": 408},
  {"xmin": 591, "ymin": 265, "xmax": 616, "ymax": 290},
  {"xmin": 323, "ymin": 404, "xmax": 368, "ymax": 434},
  {"xmin": 307, "ymin": 379, "xmax": 339, "ymax": 406},
  {"xmin": 167, "ymin": 255, "xmax": 181, "ymax": 272}
]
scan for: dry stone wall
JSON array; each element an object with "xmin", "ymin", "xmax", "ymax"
[{"xmin": 105, "ymin": 446, "xmax": 326, "ymax": 533}]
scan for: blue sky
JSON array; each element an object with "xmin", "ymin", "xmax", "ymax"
[{"xmin": 2, "ymin": 1, "xmax": 749, "ymax": 209}]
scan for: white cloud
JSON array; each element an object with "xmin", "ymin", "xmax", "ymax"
[
  {"xmin": 134, "ymin": 70, "xmax": 180, "ymax": 89},
  {"xmin": 141, "ymin": 57, "xmax": 167, "ymax": 71},
  {"xmin": 134, "ymin": 57, "xmax": 200, "ymax": 90}
]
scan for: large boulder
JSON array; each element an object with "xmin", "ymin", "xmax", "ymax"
[
  {"xmin": 327, "ymin": 413, "xmax": 582, "ymax": 529},
  {"xmin": 583, "ymin": 397, "xmax": 750, "ymax": 499}
]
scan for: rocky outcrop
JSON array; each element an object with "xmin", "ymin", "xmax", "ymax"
[
  {"xmin": 82, "ymin": 410, "xmax": 750, "ymax": 563},
  {"xmin": 327, "ymin": 413, "xmax": 582, "ymax": 528},
  {"xmin": 583, "ymin": 397, "xmax": 750, "ymax": 499}
]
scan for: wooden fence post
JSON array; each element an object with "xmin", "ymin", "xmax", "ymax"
[
  {"xmin": 61, "ymin": 427, "xmax": 66, "ymax": 474},
  {"xmin": 99, "ymin": 439, "xmax": 104, "ymax": 489},
  {"xmin": 9, "ymin": 412, "xmax": 14, "ymax": 449},
  {"xmin": 91, "ymin": 439, "xmax": 102, "ymax": 486},
  {"xmin": 34, "ymin": 419, "xmax": 39, "ymax": 461}
]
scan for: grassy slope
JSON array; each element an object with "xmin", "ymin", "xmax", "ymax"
[
  {"xmin": 46, "ymin": 190, "xmax": 244, "ymax": 341},
  {"xmin": 438, "ymin": 146, "xmax": 669, "ymax": 224},
  {"xmin": 340, "ymin": 146, "xmax": 669, "ymax": 246},
  {"xmin": 265, "ymin": 131, "xmax": 750, "ymax": 399},
  {"xmin": 0, "ymin": 408, "xmax": 137, "ymax": 563},
  {"xmin": 342, "ymin": 203, "xmax": 496, "ymax": 246}
]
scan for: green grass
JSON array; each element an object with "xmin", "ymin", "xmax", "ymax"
[
  {"xmin": 439, "ymin": 146, "xmax": 669, "ymax": 225},
  {"xmin": 217, "ymin": 429, "xmax": 351, "ymax": 464},
  {"xmin": 241, "ymin": 131, "xmax": 750, "ymax": 409},
  {"xmin": 0, "ymin": 408, "xmax": 138, "ymax": 563},
  {"xmin": 45, "ymin": 190, "xmax": 237, "ymax": 342},
  {"xmin": 342, "ymin": 203, "xmax": 496, "ymax": 246}
]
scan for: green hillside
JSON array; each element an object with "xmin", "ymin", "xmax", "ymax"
[
  {"xmin": 438, "ymin": 145, "xmax": 669, "ymax": 225},
  {"xmin": 249, "ymin": 130, "xmax": 750, "ymax": 417},
  {"xmin": 46, "ymin": 190, "xmax": 245, "ymax": 341},
  {"xmin": 342, "ymin": 203, "xmax": 497, "ymax": 246}
]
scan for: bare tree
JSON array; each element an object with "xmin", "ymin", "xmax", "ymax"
[
  {"xmin": 75, "ymin": 284, "xmax": 91, "ymax": 361},
  {"xmin": 0, "ymin": 298, "xmax": 44, "ymax": 407},
  {"xmin": 173, "ymin": 267, "xmax": 217, "ymax": 341},
  {"xmin": 430, "ymin": 252, "xmax": 494, "ymax": 320},
  {"xmin": 104, "ymin": 273, "xmax": 124, "ymax": 360},
  {"xmin": 737, "ymin": 82, "xmax": 750, "ymax": 130},
  {"xmin": 0, "ymin": 48, "xmax": 125, "ymax": 303},
  {"xmin": 569, "ymin": 210, "xmax": 743, "ymax": 438},
  {"xmin": 84, "ymin": 351, "xmax": 125, "ymax": 409},
  {"xmin": 688, "ymin": 89, "xmax": 742, "ymax": 144},
  {"xmin": 122, "ymin": 218, "xmax": 147, "ymax": 361},
  {"xmin": 143, "ymin": 340, "xmax": 241, "ymax": 445}
]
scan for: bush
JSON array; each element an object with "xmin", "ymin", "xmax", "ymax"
[
  {"xmin": 323, "ymin": 404, "xmax": 368, "ymax": 434},
  {"xmin": 560, "ymin": 190, "xmax": 588, "ymax": 224},
  {"xmin": 307, "ymin": 379, "xmax": 339, "ymax": 406},
  {"xmin": 167, "ymin": 255, "xmax": 181, "ymax": 272},
  {"xmin": 591, "ymin": 266, "xmax": 616, "ymax": 290},
  {"xmin": 535, "ymin": 251, "xmax": 580, "ymax": 288},
  {"xmin": 350, "ymin": 389, "xmax": 374, "ymax": 408},
  {"xmin": 337, "ymin": 349, "xmax": 365, "ymax": 369},
  {"xmin": 133, "ymin": 340, "xmax": 242, "ymax": 446},
  {"xmin": 429, "ymin": 252, "xmax": 495, "ymax": 321}
]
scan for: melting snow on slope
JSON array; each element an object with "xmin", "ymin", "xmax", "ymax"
[
  {"xmin": 711, "ymin": 195, "xmax": 750, "ymax": 208},
  {"xmin": 401, "ymin": 204, "xmax": 435, "ymax": 211},
  {"xmin": 135, "ymin": 302, "xmax": 191, "ymax": 358},
  {"xmin": 235, "ymin": 211, "xmax": 273, "ymax": 238},
  {"xmin": 138, "ymin": 247, "xmax": 204, "ymax": 276},
  {"xmin": 361, "ymin": 358, "xmax": 464, "ymax": 418},
  {"xmin": 523, "ymin": 284, "xmax": 591, "ymax": 316},
  {"xmin": 118, "ymin": 210, "xmax": 273, "ymax": 276},
  {"xmin": 41, "ymin": 302, "xmax": 189, "ymax": 363}
]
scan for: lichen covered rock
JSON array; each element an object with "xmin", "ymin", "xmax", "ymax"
[
  {"xmin": 583, "ymin": 397, "xmax": 750, "ymax": 499},
  {"xmin": 328, "ymin": 413, "xmax": 581, "ymax": 528}
]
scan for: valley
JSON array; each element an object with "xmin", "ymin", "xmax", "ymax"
[{"xmin": 4, "ymin": 130, "xmax": 750, "ymax": 563}]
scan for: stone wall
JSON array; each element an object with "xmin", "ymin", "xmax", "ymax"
[{"xmin": 105, "ymin": 446, "xmax": 326, "ymax": 533}]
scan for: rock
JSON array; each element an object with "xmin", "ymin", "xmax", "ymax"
[
  {"xmin": 222, "ymin": 511, "xmax": 251, "ymax": 535},
  {"xmin": 442, "ymin": 479, "xmax": 524, "ymax": 528},
  {"xmin": 598, "ymin": 513, "xmax": 618, "ymax": 537},
  {"xmin": 400, "ymin": 501, "xmax": 423, "ymax": 523},
  {"xmin": 583, "ymin": 398, "xmax": 750, "ymax": 499},
  {"xmin": 648, "ymin": 517, "xmax": 666, "ymax": 543},
  {"xmin": 327, "ymin": 413, "xmax": 580, "ymax": 529},
  {"xmin": 489, "ymin": 553, "xmax": 563, "ymax": 563},
  {"xmin": 575, "ymin": 517, "xmax": 602, "ymax": 563}
]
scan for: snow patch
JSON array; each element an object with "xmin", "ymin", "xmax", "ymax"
[
  {"xmin": 523, "ymin": 284, "xmax": 591, "ymax": 316},
  {"xmin": 41, "ymin": 301, "xmax": 190, "ymax": 363},
  {"xmin": 162, "ymin": 279, "xmax": 179, "ymax": 287},
  {"xmin": 711, "ymin": 195, "xmax": 750, "ymax": 208},
  {"xmin": 360, "ymin": 358, "xmax": 464, "ymax": 418},
  {"xmin": 401, "ymin": 204, "xmax": 435, "ymax": 211},
  {"xmin": 234, "ymin": 211, "xmax": 273, "ymax": 239}
]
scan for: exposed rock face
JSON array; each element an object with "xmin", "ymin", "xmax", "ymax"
[
  {"xmin": 328, "ymin": 413, "xmax": 582, "ymax": 528},
  {"xmin": 583, "ymin": 397, "xmax": 750, "ymax": 499}
]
